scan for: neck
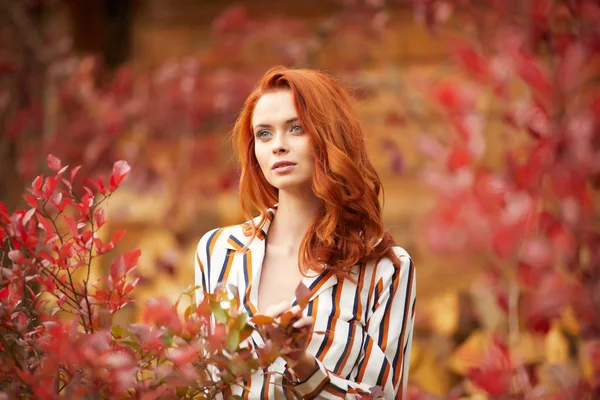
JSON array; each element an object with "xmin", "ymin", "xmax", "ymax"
[{"xmin": 267, "ymin": 189, "xmax": 321, "ymax": 254}]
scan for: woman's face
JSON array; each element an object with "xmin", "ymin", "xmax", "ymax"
[{"xmin": 252, "ymin": 89, "xmax": 314, "ymax": 193}]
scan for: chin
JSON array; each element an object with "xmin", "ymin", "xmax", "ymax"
[{"xmin": 268, "ymin": 177, "xmax": 312, "ymax": 192}]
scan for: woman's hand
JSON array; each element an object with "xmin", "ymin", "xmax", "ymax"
[{"xmin": 263, "ymin": 301, "xmax": 319, "ymax": 380}]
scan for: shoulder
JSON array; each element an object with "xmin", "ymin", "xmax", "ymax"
[
  {"xmin": 195, "ymin": 223, "xmax": 244, "ymax": 258},
  {"xmin": 366, "ymin": 245, "xmax": 415, "ymax": 286},
  {"xmin": 196, "ymin": 213, "xmax": 266, "ymax": 258}
]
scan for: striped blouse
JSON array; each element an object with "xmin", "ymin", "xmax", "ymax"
[{"xmin": 194, "ymin": 212, "xmax": 416, "ymax": 399}]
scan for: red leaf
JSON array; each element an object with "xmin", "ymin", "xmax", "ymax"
[
  {"xmin": 50, "ymin": 192, "xmax": 64, "ymax": 212},
  {"xmin": 524, "ymin": 273, "xmax": 571, "ymax": 333},
  {"xmin": 446, "ymin": 146, "xmax": 472, "ymax": 172},
  {"xmin": 80, "ymin": 230, "xmax": 93, "ymax": 246},
  {"xmin": 58, "ymin": 242, "xmax": 74, "ymax": 263},
  {"xmin": 32, "ymin": 175, "xmax": 44, "ymax": 197},
  {"xmin": 88, "ymin": 177, "xmax": 107, "ymax": 195},
  {"xmin": 47, "ymin": 154, "xmax": 62, "ymax": 173},
  {"xmin": 250, "ymin": 315, "xmax": 276, "ymax": 326},
  {"xmin": 23, "ymin": 194, "xmax": 38, "ymax": 208},
  {"xmin": 455, "ymin": 42, "xmax": 489, "ymax": 80},
  {"xmin": 111, "ymin": 230, "xmax": 126, "ymax": 246},
  {"xmin": 557, "ymin": 42, "xmax": 586, "ymax": 94},
  {"xmin": 473, "ymin": 169, "xmax": 506, "ymax": 213},
  {"xmin": 61, "ymin": 178, "xmax": 73, "ymax": 192},
  {"xmin": 467, "ymin": 334, "xmax": 512, "ymax": 396},
  {"xmin": 519, "ymin": 236, "xmax": 553, "ymax": 269},
  {"xmin": 42, "ymin": 177, "xmax": 57, "ymax": 198},
  {"xmin": 70, "ymin": 165, "xmax": 82, "ymax": 181},
  {"xmin": 123, "ymin": 249, "xmax": 142, "ymax": 275},
  {"xmin": 516, "ymin": 262, "xmax": 544, "ymax": 288},
  {"xmin": 468, "ymin": 368, "xmax": 512, "ymax": 396},
  {"xmin": 517, "ymin": 52, "xmax": 552, "ymax": 97},
  {"xmin": 63, "ymin": 215, "xmax": 79, "ymax": 238},
  {"xmin": 492, "ymin": 225, "xmax": 519, "ymax": 259},
  {"xmin": 94, "ymin": 208, "xmax": 106, "ymax": 229},
  {"xmin": 38, "ymin": 251, "xmax": 55, "ymax": 264},
  {"xmin": 0, "ymin": 202, "xmax": 8, "ymax": 223},
  {"xmin": 109, "ymin": 160, "xmax": 131, "ymax": 192},
  {"xmin": 110, "ymin": 256, "xmax": 125, "ymax": 283},
  {"xmin": 123, "ymin": 278, "xmax": 140, "ymax": 295},
  {"xmin": 295, "ymin": 282, "xmax": 311, "ymax": 309}
]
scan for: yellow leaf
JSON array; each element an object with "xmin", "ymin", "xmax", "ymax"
[
  {"xmin": 447, "ymin": 329, "xmax": 489, "ymax": 375},
  {"xmin": 429, "ymin": 291, "xmax": 459, "ymax": 337},
  {"xmin": 545, "ymin": 322, "xmax": 569, "ymax": 365},
  {"xmin": 516, "ymin": 331, "xmax": 545, "ymax": 364},
  {"xmin": 559, "ymin": 306, "xmax": 580, "ymax": 336},
  {"xmin": 408, "ymin": 340, "xmax": 454, "ymax": 396},
  {"xmin": 250, "ymin": 315, "xmax": 275, "ymax": 326}
]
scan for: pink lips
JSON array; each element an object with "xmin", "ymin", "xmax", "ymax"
[{"xmin": 271, "ymin": 161, "xmax": 296, "ymax": 172}]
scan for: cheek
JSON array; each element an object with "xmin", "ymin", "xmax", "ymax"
[{"xmin": 254, "ymin": 145, "xmax": 269, "ymax": 171}]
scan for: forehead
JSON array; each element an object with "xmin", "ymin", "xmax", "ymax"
[{"xmin": 252, "ymin": 90, "xmax": 297, "ymax": 126}]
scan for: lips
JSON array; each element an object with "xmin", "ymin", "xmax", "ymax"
[{"xmin": 271, "ymin": 161, "xmax": 297, "ymax": 170}]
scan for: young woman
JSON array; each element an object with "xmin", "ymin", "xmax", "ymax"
[{"xmin": 195, "ymin": 66, "xmax": 416, "ymax": 399}]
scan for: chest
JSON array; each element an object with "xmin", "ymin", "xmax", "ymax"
[{"xmin": 256, "ymin": 250, "xmax": 305, "ymax": 314}]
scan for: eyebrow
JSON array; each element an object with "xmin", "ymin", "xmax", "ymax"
[{"xmin": 253, "ymin": 117, "xmax": 299, "ymax": 131}]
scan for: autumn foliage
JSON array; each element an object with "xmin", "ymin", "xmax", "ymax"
[
  {"xmin": 0, "ymin": 156, "xmax": 321, "ymax": 399},
  {"xmin": 410, "ymin": 0, "xmax": 600, "ymax": 398},
  {"xmin": 2, "ymin": 0, "xmax": 600, "ymax": 398}
]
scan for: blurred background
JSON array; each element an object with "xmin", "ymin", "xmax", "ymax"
[{"xmin": 1, "ymin": 0, "xmax": 599, "ymax": 398}]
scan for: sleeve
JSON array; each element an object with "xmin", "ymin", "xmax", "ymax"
[
  {"xmin": 290, "ymin": 251, "xmax": 417, "ymax": 400},
  {"xmin": 194, "ymin": 229, "xmax": 216, "ymax": 306}
]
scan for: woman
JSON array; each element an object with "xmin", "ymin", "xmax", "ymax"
[{"xmin": 195, "ymin": 66, "xmax": 416, "ymax": 399}]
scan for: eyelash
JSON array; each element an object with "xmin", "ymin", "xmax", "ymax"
[{"xmin": 256, "ymin": 124, "xmax": 303, "ymax": 138}]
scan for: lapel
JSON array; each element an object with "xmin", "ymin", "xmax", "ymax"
[{"xmin": 224, "ymin": 208, "xmax": 338, "ymax": 318}]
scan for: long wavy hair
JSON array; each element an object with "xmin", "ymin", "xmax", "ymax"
[{"xmin": 233, "ymin": 66, "xmax": 399, "ymax": 278}]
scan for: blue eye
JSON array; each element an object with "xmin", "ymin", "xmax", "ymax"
[
  {"xmin": 291, "ymin": 124, "xmax": 304, "ymax": 133},
  {"xmin": 257, "ymin": 130, "xmax": 271, "ymax": 139}
]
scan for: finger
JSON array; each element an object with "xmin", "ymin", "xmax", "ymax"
[
  {"xmin": 289, "ymin": 305, "xmax": 302, "ymax": 316},
  {"xmin": 292, "ymin": 316, "xmax": 314, "ymax": 329},
  {"xmin": 265, "ymin": 301, "xmax": 291, "ymax": 317}
]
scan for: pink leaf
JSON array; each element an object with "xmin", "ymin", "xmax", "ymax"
[
  {"xmin": 57, "ymin": 165, "xmax": 69, "ymax": 176},
  {"xmin": 110, "ymin": 160, "xmax": 131, "ymax": 192},
  {"xmin": 70, "ymin": 165, "xmax": 82, "ymax": 181},
  {"xmin": 23, "ymin": 208, "xmax": 36, "ymax": 226},
  {"xmin": 47, "ymin": 154, "xmax": 62, "ymax": 173},
  {"xmin": 8, "ymin": 249, "xmax": 25, "ymax": 264},
  {"xmin": 32, "ymin": 175, "xmax": 44, "ymax": 197},
  {"xmin": 61, "ymin": 178, "xmax": 73, "ymax": 192},
  {"xmin": 94, "ymin": 208, "xmax": 106, "ymax": 229},
  {"xmin": 110, "ymin": 256, "xmax": 125, "ymax": 283}
]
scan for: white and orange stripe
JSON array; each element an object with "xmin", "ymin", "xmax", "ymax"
[{"xmin": 194, "ymin": 210, "xmax": 416, "ymax": 399}]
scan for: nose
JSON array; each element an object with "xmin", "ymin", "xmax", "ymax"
[{"xmin": 271, "ymin": 132, "xmax": 289, "ymax": 155}]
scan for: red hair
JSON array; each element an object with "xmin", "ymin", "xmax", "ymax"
[{"xmin": 233, "ymin": 66, "xmax": 399, "ymax": 277}]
